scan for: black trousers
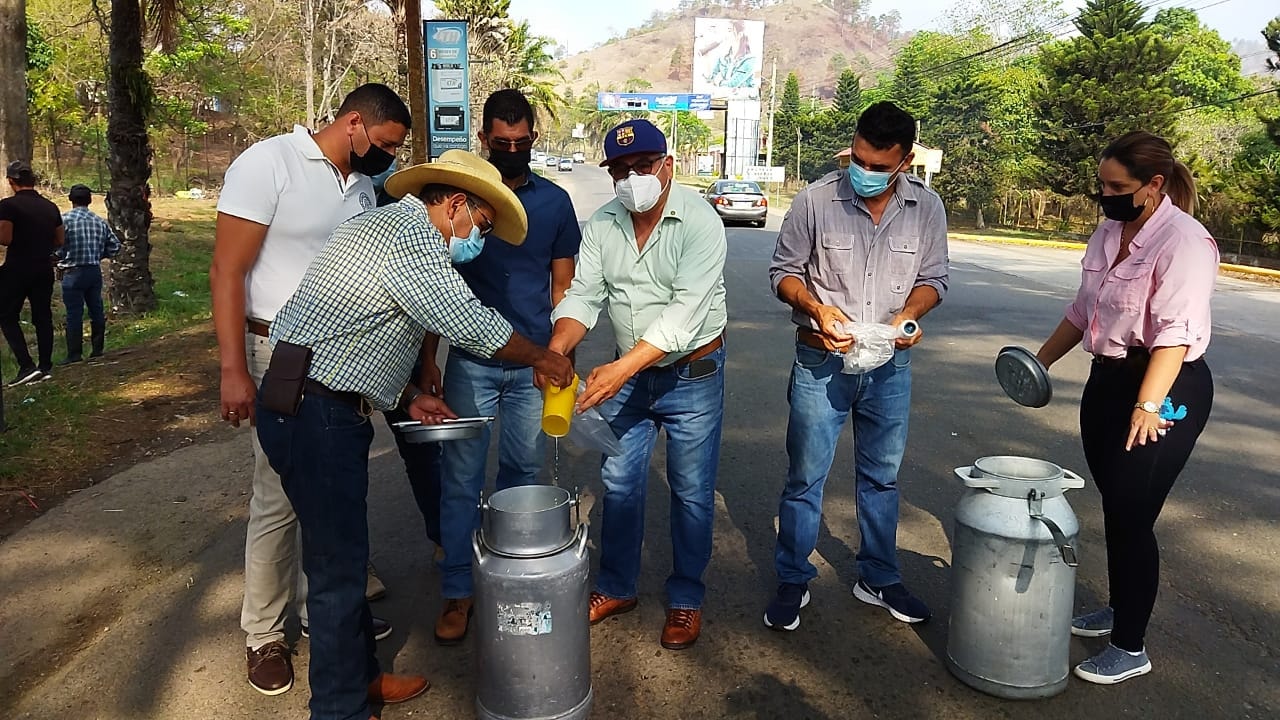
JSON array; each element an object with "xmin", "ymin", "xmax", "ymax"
[
  {"xmin": 0, "ymin": 266, "xmax": 55, "ymax": 372},
  {"xmin": 1079, "ymin": 353, "xmax": 1213, "ymax": 651},
  {"xmin": 382, "ymin": 408, "xmax": 443, "ymax": 546}
]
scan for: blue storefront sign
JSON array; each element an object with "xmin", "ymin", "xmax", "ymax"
[
  {"xmin": 425, "ymin": 20, "xmax": 470, "ymax": 158},
  {"xmin": 596, "ymin": 93, "xmax": 713, "ymax": 112}
]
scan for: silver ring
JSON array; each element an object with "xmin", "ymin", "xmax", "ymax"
[{"xmin": 228, "ymin": 411, "xmax": 238, "ymax": 415}]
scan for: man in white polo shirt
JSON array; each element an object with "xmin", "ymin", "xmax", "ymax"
[{"xmin": 210, "ymin": 83, "xmax": 409, "ymax": 697}]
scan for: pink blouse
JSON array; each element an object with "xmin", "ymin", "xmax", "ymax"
[{"xmin": 1065, "ymin": 196, "xmax": 1218, "ymax": 361}]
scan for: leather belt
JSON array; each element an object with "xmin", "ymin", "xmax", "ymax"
[
  {"xmin": 304, "ymin": 378, "xmax": 366, "ymax": 411},
  {"xmin": 673, "ymin": 334, "xmax": 724, "ymax": 367},
  {"xmin": 796, "ymin": 327, "xmax": 843, "ymax": 352},
  {"xmin": 247, "ymin": 319, "xmax": 271, "ymax": 338}
]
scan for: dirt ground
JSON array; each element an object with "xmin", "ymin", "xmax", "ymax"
[{"xmin": 0, "ymin": 322, "xmax": 224, "ymax": 540}]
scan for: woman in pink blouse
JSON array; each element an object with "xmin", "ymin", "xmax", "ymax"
[{"xmin": 1036, "ymin": 131, "xmax": 1217, "ymax": 685}]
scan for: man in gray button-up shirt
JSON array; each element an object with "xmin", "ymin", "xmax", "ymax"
[{"xmin": 764, "ymin": 102, "xmax": 949, "ymax": 632}]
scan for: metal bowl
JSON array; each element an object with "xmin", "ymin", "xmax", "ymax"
[
  {"xmin": 393, "ymin": 417, "xmax": 492, "ymax": 443},
  {"xmin": 995, "ymin": 346, "xmax": 1052, "ymax": 408}
]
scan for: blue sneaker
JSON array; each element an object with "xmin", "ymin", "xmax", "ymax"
[
  {"xmin": 1071, "ymin": 607, "xmax": 1114, "ymax": 638},
  {"xmin": 853, "ymin": 580, "xmax": 931, "ymax": 623},
  {"xmin": 1073, "ymin": 644, "xmax": 1152, "ymax": 685},
  {"xmin": 763, "ymin": 582, "xmax": 810, "ymax": 631}
]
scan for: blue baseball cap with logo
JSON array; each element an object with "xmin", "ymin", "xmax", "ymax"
[{"xmin": 600, "ymin": 119, "xmax": 667, "ymax": 166}]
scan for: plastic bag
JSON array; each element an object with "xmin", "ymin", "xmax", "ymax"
[
  {"xmin": 835, "ymin": 321, "xmax": 914, "ymax": 375},
  {"xmin": 565, "ymin": 405, "xmax": 623, "ymax": 457}
]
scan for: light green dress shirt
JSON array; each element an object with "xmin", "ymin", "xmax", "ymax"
[{"xmin": 552, "ymin": 183, "xmax": 727, "ymax": 365}]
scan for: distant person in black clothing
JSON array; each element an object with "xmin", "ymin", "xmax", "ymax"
[{"xmin": 0, "ymin": 161, "xmax": 64, "ymax": 386}]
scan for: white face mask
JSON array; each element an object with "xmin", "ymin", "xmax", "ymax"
[{"xmin": 614, "ymin": 170, "xmax": 668, "ymax": 214}]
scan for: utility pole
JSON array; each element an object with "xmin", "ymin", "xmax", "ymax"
[
  {"xmin": 671, "ymin": 110, "xmax": 678, "ymax": 174},
  {"xmin": 765, "ymin": 59, "xmax": 776, "ymax": 169},
  {"xmin": 796, "ymin": 126, "xmax": 801, "ymax": 186}
]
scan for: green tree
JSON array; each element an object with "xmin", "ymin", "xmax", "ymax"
[
  {"xmin": 832, "ymin": 68, "xmax": 862, "ymax": 118},
  {"xmin": 1034, "ymin": 0, "xmax": 1183, "ymax": 198},
  {"xmin": 929, "ymin": 76, "xmax": 1002, "ymax": 227},
  {"xmin": 1152, "ymin": 8, "xmax": 1253, "ymax": 107},
  {"xmin": 1232, "ymin": 17, "xmax": 1280, "ymax": 233},
  {"xmin": 772, "ymin": 72, "xmax": 802, "ymax": 178}
]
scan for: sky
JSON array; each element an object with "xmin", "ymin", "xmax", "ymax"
[{"xmin": 446, "ymin": 0, "xmax": 1280, "ymax": 54}]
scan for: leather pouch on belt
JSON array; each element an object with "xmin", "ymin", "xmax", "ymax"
[{"xmin": 260, "ymin": 341, "xmax": 312, "ymax": 417}]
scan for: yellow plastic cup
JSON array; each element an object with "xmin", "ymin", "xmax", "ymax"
[{"xmin": 541, "ymin": 374, "xmax": 580, "ymax": 438}]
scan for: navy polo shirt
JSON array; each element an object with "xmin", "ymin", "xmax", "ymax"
[{"xmin": 455, "ymin": 170, "xmax": 581, "ymax": 358}]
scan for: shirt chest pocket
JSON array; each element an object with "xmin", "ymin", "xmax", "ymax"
[
  {"xmin": 887, "ymin": 235, "xmax": 919, "ymax": 294},
  {"xmin": 819, "ymin": 233, "xmax": 854, "ymax": 275},
  {"xmin": 1104, "ymin": 259, "xmax": 1154, "ymax": 313}
]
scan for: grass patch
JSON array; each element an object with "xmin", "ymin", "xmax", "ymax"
[{"xmin": 1, "ymin": 196, "xmax": 217, "ymax": 486}]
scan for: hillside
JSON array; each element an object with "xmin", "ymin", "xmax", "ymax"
[{"xmin": 556, "ymin": 0, "xmax": 904, "ymax": 101}]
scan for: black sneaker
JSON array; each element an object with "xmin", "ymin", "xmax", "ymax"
[
  {"xmin": 7, "ymin": 367, "xmax": 42, "ymax": 387},
  {"xmin": 763, "ymin": 582, "xmax": 811, "ymax": 631},
  {"xmin": 301, "ymin": 616, "xmax": 393, "ymax": 641},
  {"xmin": 853, "ymin": 579, "xmax": 931, "ymax": 623}
]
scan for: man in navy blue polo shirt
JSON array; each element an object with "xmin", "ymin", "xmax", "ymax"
[{"xmin": 431, "ymin": 89, "xmax": 581, "ymax": 644}]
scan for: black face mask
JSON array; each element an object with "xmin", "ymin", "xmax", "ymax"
[
  {"xmin": 487, "ymin": 147, "xmax": 531, "ymax": 180},
  {"xmin": 1098, "ymin": 190, "xmax": 1147, "ymax": 223},
  {"xmin": 349, "ymin": 125, "xmax": 395, "ymax": 176}
]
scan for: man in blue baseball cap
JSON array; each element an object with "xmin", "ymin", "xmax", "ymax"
[{"xmin": 547, "ymin": 118, "xmax": 728, "ymax": 650}]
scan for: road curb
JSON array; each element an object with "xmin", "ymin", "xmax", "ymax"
[{"xmin": 949, "ymin": 233, "xmax": 1280, "ymax": 281}]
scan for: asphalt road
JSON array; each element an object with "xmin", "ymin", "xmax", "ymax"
[{"xmin": 1, "ymin": 165, "xmax": 1276, "ymax": 719}]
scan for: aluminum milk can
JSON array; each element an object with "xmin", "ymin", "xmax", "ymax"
[
  {"xmin": 946, "ymin": 456, "xmax": 1085, "ymax": 699},
  {"xmin": 473, "ymin": 485, "xmax": 592, "ymax": 720}
]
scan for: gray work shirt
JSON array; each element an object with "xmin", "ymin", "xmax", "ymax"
[{"xmin": 769, "ymin": 170, "xmax": 949, "ymax": 329}]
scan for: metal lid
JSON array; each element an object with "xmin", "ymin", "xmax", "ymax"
[
  {"xmin": 481, "ymin": 485, "xmax": 575, "ymax": 556},
  {"xmin": 995, "ymin": 345, "xmax": 1052, "ymax": 408}
]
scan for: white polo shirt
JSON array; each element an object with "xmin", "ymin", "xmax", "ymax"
[{"xmin": 217, "ymin": 125, "xmax": 375, "ymax": 322}]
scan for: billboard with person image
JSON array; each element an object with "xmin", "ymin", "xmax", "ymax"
[{"xmin": 692, "ymin": 18, "xmax": 764, "ymax": 101}]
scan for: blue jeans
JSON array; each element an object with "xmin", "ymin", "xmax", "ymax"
[
  {"xmin": 256, "ymin": 394, "xmax": 378, "ymax": 720},
  {"xmin": 439, "ymin": 350, "xmax": 545, "ymax": 598},
  {"xmin": 61, "ymin": 264, "xmax": 105, "ymax": 334},
  {"xmin": 775, "ymin": 344, "xmax": 912, "ymax": 589},
  {"xmin": 596, "ymin": 346, "xmax": 725, "ymax": 609}
]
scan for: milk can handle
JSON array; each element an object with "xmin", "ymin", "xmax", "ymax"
[
  {"xmin": 1027, "ymin": 490, "xmax": 1079, "ymax": 567},
  {"xmin": 954, "ymin": 466, "xmax": 1000, "ymax": 489},
  {"xmin": 1061, "ymin": 468, "xmax": 1086, "ymax": 489},
  {"xmin": 572, "ymin": 523, "xmax": 589, "ymax": 559},
  {"xmin": 471, "ymin": 529, "xmax": 486, "ymax": 566}
]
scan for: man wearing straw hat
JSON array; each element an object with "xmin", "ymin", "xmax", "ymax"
[{"xmin": 255, "ymin": 149, "xmax": 574, "ymax": 720}]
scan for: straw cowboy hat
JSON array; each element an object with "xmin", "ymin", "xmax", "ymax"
[{"xmin": 384, "ymin": 149, "xmax": 528, "ymax": 245}]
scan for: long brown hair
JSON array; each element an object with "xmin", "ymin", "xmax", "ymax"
[{"xmin": 1100, "ymin": 131, "xmax": 1197, "ymax": 215}]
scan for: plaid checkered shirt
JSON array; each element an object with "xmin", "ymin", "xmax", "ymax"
[
  {"xmin": 269, "ymin": 193, "xmax": 514, "ymax": 410},
  {"xmin": 57, "ymin": 207, "xmax": 120, "ymax": 267}
]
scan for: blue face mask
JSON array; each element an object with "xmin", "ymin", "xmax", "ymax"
[
  {"xmin": 447, "ymin": 203, "xmax": 486, "ymax": 264},
  {"xmin": 847, "ymin": 157, "xmax": 906, "ymax": 198}
]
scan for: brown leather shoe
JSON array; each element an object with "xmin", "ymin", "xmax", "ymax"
[
  {"xmin": 588, "ymin": 591, "xmax": 638, "ymax": 624},
  {"xmin": 434, "ymin": 597, "xmax": 473, "ymax": 645},
  {"xmin": 660, "ymin": 608, "xmax": 702, "ymax": 650},
  {"xmin": 367, "ymin": 672, "xmax": 430, "ymax": 704},
  {"xmin": 246, "ymin": 640, "xmax": 293, "ymax": 696}
]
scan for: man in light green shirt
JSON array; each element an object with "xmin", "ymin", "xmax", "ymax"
[{"xmin": 548, "ymin": 119, "xmax": 727, "ymax": 651}]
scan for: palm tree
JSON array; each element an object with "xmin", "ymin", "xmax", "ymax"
[
  {"xmin": 104, "ymin": 0, "xmax": 180, "ymax": 313},
  {"xmin": 502, "ymin": 20, "xmax": 564, "ymax": 124}
]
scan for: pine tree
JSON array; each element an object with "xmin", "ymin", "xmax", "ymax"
[
  {"xmin": 832, "ymin": 69, "xmax": 862, "ymax": 118},
  {"xmin": 1035, "ymin": 0, "xmax": 1184, "ymax": 197}
]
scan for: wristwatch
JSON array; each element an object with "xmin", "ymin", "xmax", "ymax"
[{"xmin": 1134, "ymin": 400, "xmax": 1159, "ymax": 414}]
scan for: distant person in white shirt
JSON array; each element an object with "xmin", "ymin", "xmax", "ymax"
[{"xmin": 209, "ymin": 83, "xmax": 409, "ymax": 698}]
